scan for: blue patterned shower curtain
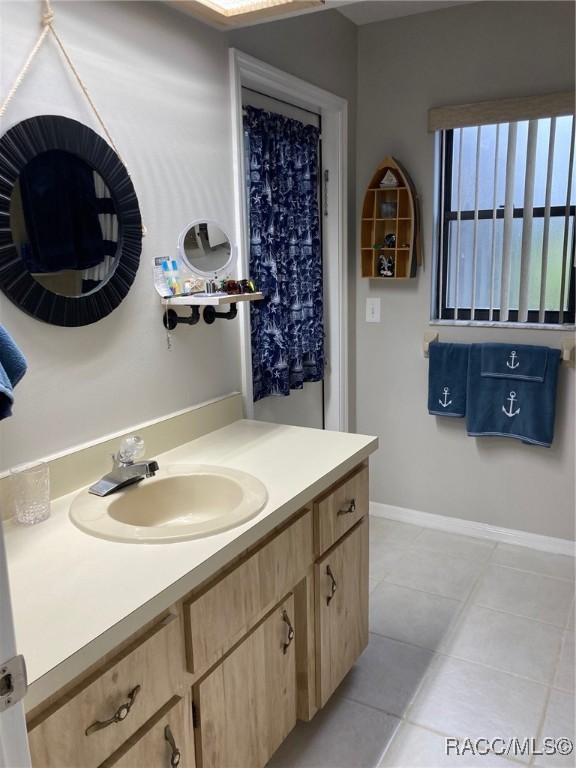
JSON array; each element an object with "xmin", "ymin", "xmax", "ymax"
[{"xmin": 244, "ymin": 106, "xmax": 324, "ymax": 402}]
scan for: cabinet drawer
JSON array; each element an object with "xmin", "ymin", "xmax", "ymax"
[
  {"xmin": 185, "ymin": 509, "xmax": 312, "ymax": 677},
  {"xmin": 28, "ymin": 614, "xmax": 183, "ymax": 768},
  {"xmin": 314, "ymin": 464, "xmax": 368, "ymax": 555},
  {"xmin": 100, "ymin": 693, "xmax": 195, "ymax": 768},
  {"xmin": 193, "ymin": 595, "xmax": 296, "ymax": 768}
]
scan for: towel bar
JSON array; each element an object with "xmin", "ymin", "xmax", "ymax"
[{"xmin": 423, "ymin": 333, "xmax": 575, "ymax": 366}]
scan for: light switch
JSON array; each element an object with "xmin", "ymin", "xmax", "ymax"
[{"xmin": 366, "ymin": 298, "xmax": 381, "ymax": 323}]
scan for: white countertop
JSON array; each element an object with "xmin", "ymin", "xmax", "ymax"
[{"xmin": 5, "ymin": 419, "xmax": 377, "ymax": 710}]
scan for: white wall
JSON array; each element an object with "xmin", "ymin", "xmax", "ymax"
[
  {"xmin": 355, "ymin": 1, "xmax": 575, "ymax": 540},
  {"xmin": 0, "ymin": 1, "xmax": 242, "ymax": 469}
]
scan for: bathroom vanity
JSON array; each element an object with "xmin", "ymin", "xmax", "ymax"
[{"xmin": 4, "ymin": 401, "xmax": 377, "ymax": 768}]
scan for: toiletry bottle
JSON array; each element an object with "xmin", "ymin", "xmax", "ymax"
[{"xmin": 162, "ymin": 258, "xmax": 183, "ymax": 296}]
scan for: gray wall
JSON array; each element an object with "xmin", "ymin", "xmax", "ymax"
[{"xmin": 355, "ymin": 1, "xmax": 575, "ymax": 540}]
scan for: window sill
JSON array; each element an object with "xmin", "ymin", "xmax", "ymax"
[{"xmin": 429, "ymin": 319, "xmax": 576, "ymax": 332}]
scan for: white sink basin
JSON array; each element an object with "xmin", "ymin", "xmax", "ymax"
[{"xmin": 69, "ymin": 464, "xmax": 268, "ymax": 543}]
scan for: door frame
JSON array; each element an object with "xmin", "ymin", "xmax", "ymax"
[{"xmin": 229, "ymin": 49, "xmax": 349, "ymax": 432}]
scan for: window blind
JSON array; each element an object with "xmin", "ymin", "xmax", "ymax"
[{"xmin": 431, "ymin": 92, "xmax": 575, "ymax": 326}]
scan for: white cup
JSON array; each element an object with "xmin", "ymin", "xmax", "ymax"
[{"xmin": 10, "ymin": 461, "xmax": 51, "ymax": 525}]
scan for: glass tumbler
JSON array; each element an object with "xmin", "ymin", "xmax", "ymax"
[{"xmin": 10, "ymin": 461, "xmax": 51, "ymax": 525}]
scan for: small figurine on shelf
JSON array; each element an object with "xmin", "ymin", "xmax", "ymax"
[
  {"xmin": 383, "ymin": 233, "xmax": 396, "ymax": 248},
  {"xmin": 378, "ymin": 254, "xmax": 395, "ymax": 278}
]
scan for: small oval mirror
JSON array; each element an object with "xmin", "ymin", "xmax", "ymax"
[{"xmin": 178, "ymin": 220, "xmax": 235, "ymax": 280}]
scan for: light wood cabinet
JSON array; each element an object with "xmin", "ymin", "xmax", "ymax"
[
  {"xmin": 315, "ymin": 521, "xmax": 369, "ymax": 707},
  {"xmin": 360, "ymin": 155, "xmax": 421, "ymax": 280},
  {"xmin": 192, "ymin": 596, "xmax": 296, "ymax": 768},
  {"xmin": 312, "ymin": 463, "xmax": 369, "ymax": 708},
  {"xmin": 27, "ymin": 462, "xmax": 370, "ymax": 768}
]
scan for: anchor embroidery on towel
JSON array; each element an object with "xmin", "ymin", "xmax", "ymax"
[
  {"xmin": 439, "ymin": 387, "xmax": 452, "ymax": 408},
  {"xmin": 506, "ymin": 351, "xmax": 520, "ymax": 369},
  {"xmin": 502, "ymin": 391, "xmax": 520, "ymax": 417}
]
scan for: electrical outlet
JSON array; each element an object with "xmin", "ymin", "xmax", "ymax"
[{"xmin": 366, "ymin": 298, "xmax": 381, "ymax": 323}]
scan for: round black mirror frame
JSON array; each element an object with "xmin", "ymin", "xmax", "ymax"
[{"xmin": 0, "ymin": 115, "xmax": 142, "ymax": 326}]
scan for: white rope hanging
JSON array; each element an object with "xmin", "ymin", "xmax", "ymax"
[{"xmin": 0, "ymin": 0, "xmax": 147, "ymax": 236}]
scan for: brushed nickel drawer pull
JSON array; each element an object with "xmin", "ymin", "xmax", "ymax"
[
  {"xmin": 85, "ymin": 685, "xmax": 141, "ymax": 736},
  {"xmin": 326, "ymin": 565, "xmax": 337, "ymax": 605},
  {"xmin": 164, "ymin": 725, "xmax": 181, "ymax": 767},
  {"xmin": 337, "ymin": 499, "xmax": 356, "ymax": 516},
  {"xmin": 282, "ymin": 610, "xmax": 295, "ymax": 654}
]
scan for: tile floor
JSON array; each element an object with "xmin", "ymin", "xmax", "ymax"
[{"xmin": 269, "ymin": 516, "xmax": 576, "ymax": 768}]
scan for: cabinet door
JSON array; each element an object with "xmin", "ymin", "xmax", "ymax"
[
  {"xmin": 193, "ymin": 596, "xmax": 296, "ymax": 768},
  {"xmin": 100, "ymin": 694, "xmax": 195, "ymax": 768},
  {"xmin": 315, "ymin": 520, "xmax": 368, "ymax": 708}
]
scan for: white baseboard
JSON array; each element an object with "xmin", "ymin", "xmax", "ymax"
[{"xmin": 370, "ymin": 502, "xmax": 575, "ymax": 558}]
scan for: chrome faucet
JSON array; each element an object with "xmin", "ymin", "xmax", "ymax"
[{"xmin": 89, "ymin": 435, "xmax": 159, "ymax": 497}]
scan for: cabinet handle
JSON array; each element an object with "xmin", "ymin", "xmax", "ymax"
[
  {"xmin": 337, "ymin": 499, "xmax": 356, "ymax": 516},
  {"xmin": 85, "ymin": 685, "xmax": 141, "ymax": 736},
  {"xmin": 164, "ymin": 725, "xmax": 181, "ymax": 767},
  {"xmin": 282, "ymin": 610, "xmax": 295, "ymax": 654},
  {"xmin": 326, "ymin": 565, "xmax": 337, "ymax": 606}
]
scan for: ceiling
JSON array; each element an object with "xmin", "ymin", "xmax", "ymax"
[
  {"xmin": 168, "ymin": 0, "xmax": 476, "ymax": 29},
  {"xmin": 328, "ymin": 0, "xmax": 472, "ymax": 25}
]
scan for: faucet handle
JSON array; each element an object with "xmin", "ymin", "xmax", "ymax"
[{"xmin": 117, "ymin": 435, "xmax": 146, "ymax": 465}]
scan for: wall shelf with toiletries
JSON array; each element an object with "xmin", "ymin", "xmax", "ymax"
[
  {"xmin": 361, "ymin": 156, "xmax": 422, "ymax": 280},
  {"xmin": 161, "ymin": 292, "xmax": 264, "ymax": 328}
]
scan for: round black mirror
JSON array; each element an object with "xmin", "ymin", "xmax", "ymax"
[{"xmin": 0, "ymin": 115, "xmax": 142, "ymax": 326}]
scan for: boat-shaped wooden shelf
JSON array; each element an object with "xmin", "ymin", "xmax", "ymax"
[{"xmin": 361, "ymin": 156, "xmax": 422, "ymax": 280}]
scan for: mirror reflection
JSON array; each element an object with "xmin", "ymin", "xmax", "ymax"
[
  {"xmin": 179, "ymin": 220, "xmax": 235, "ymax": 278},
  {"xmin": 10, "ymin": 150, "xmax": 118, "ymax": 298}
]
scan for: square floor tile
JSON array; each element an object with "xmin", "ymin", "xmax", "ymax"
[
  {"xmin": 490, "ymin": 544, "xmax": 575, "ymax": 582},
  {"xmin": 384, "ymin": 548, "xmax": 485, "ymax": 601},
  {"xmin": 441, "ymin": 604, "xmax": 564, "ymax": 684},
  {"xmin": 268, "ymin": 694, "xmax": 401, "ymax": 768},
  {"xmin": 369, "ymin": 539, "xmax": 406, "ymax": 581},
  {"xmin": 409, "ymin": 656, "xmax": 548, "ymax": 742},
  {"xmin": 337, "ymin": 634, "xmax": 435, "ymax": 717},
  {"xmin": 534, "ymin": 689, "xmax": 576, "ymax": 767},
  {"xmin": 370, "ymin": 582, "xmax": 463, "ymax": 651},
  {"xmin": 472, "ymin": 565, "xmax": 574, "ymax": 627},
  {"xmin": 379, "ymin": 723, "xmax": 521, "ymax": 767},
  {"xmin": 554, "ymin": 630, "xmax": 575, "ymax": 693},
  {"xmin": 412, "ymin": 529, "xmax": 495, "ymax": 563},
  {"xmin": 369, "ymin": 517, "xmax": 423, "ymax": 548}
]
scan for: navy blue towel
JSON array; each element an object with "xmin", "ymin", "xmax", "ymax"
[
  {"xmin": 428, "ymin": 342, "xmax": 470, "ymax": 417},
  {"xmin": 480, "ymin": 343, "xmax": 549, "ymax": 381},
  {"xmin": 466, "ymin": 344, "xmax": 561, "ymax": 447},
  {"xmin": 0, "ymin": 324, "xmax": 27, "ymax": 420}
]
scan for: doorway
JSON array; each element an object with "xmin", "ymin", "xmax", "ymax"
[
  {"xmin": 230, "ymin": 49, "xmax": 349, "ymax": 432},
  {"xmin": 242, "ymin": 87, "xmax": 324, "ymax": 429}
]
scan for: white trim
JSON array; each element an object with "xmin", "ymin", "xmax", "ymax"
[
  {"xmin": 229, "ymin": 48, "xmax": 349, "ymax": 432},
  {"xmin": 370, "ymin": 501, "xmax": 575, "ymax": 557}
]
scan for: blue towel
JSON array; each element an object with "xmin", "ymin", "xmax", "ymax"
[
  {"xmin": 428, "ymin": 342, "xmax": 470, "ymax": 417},
  {"xmin": 466, "ymin": 344, "xmax": 561, "ymax": 447},
  {"xmin": 0, "ymin": 325, "xmax": 27, "ymax": 420},
  {"xmin": 480, "ymin": 343, "xmax": 549, "ymax": 381}
]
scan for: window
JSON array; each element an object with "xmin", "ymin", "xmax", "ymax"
[{"xmin": 430, "ymin": 93, "xmax": 575, "ymax": 327}]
